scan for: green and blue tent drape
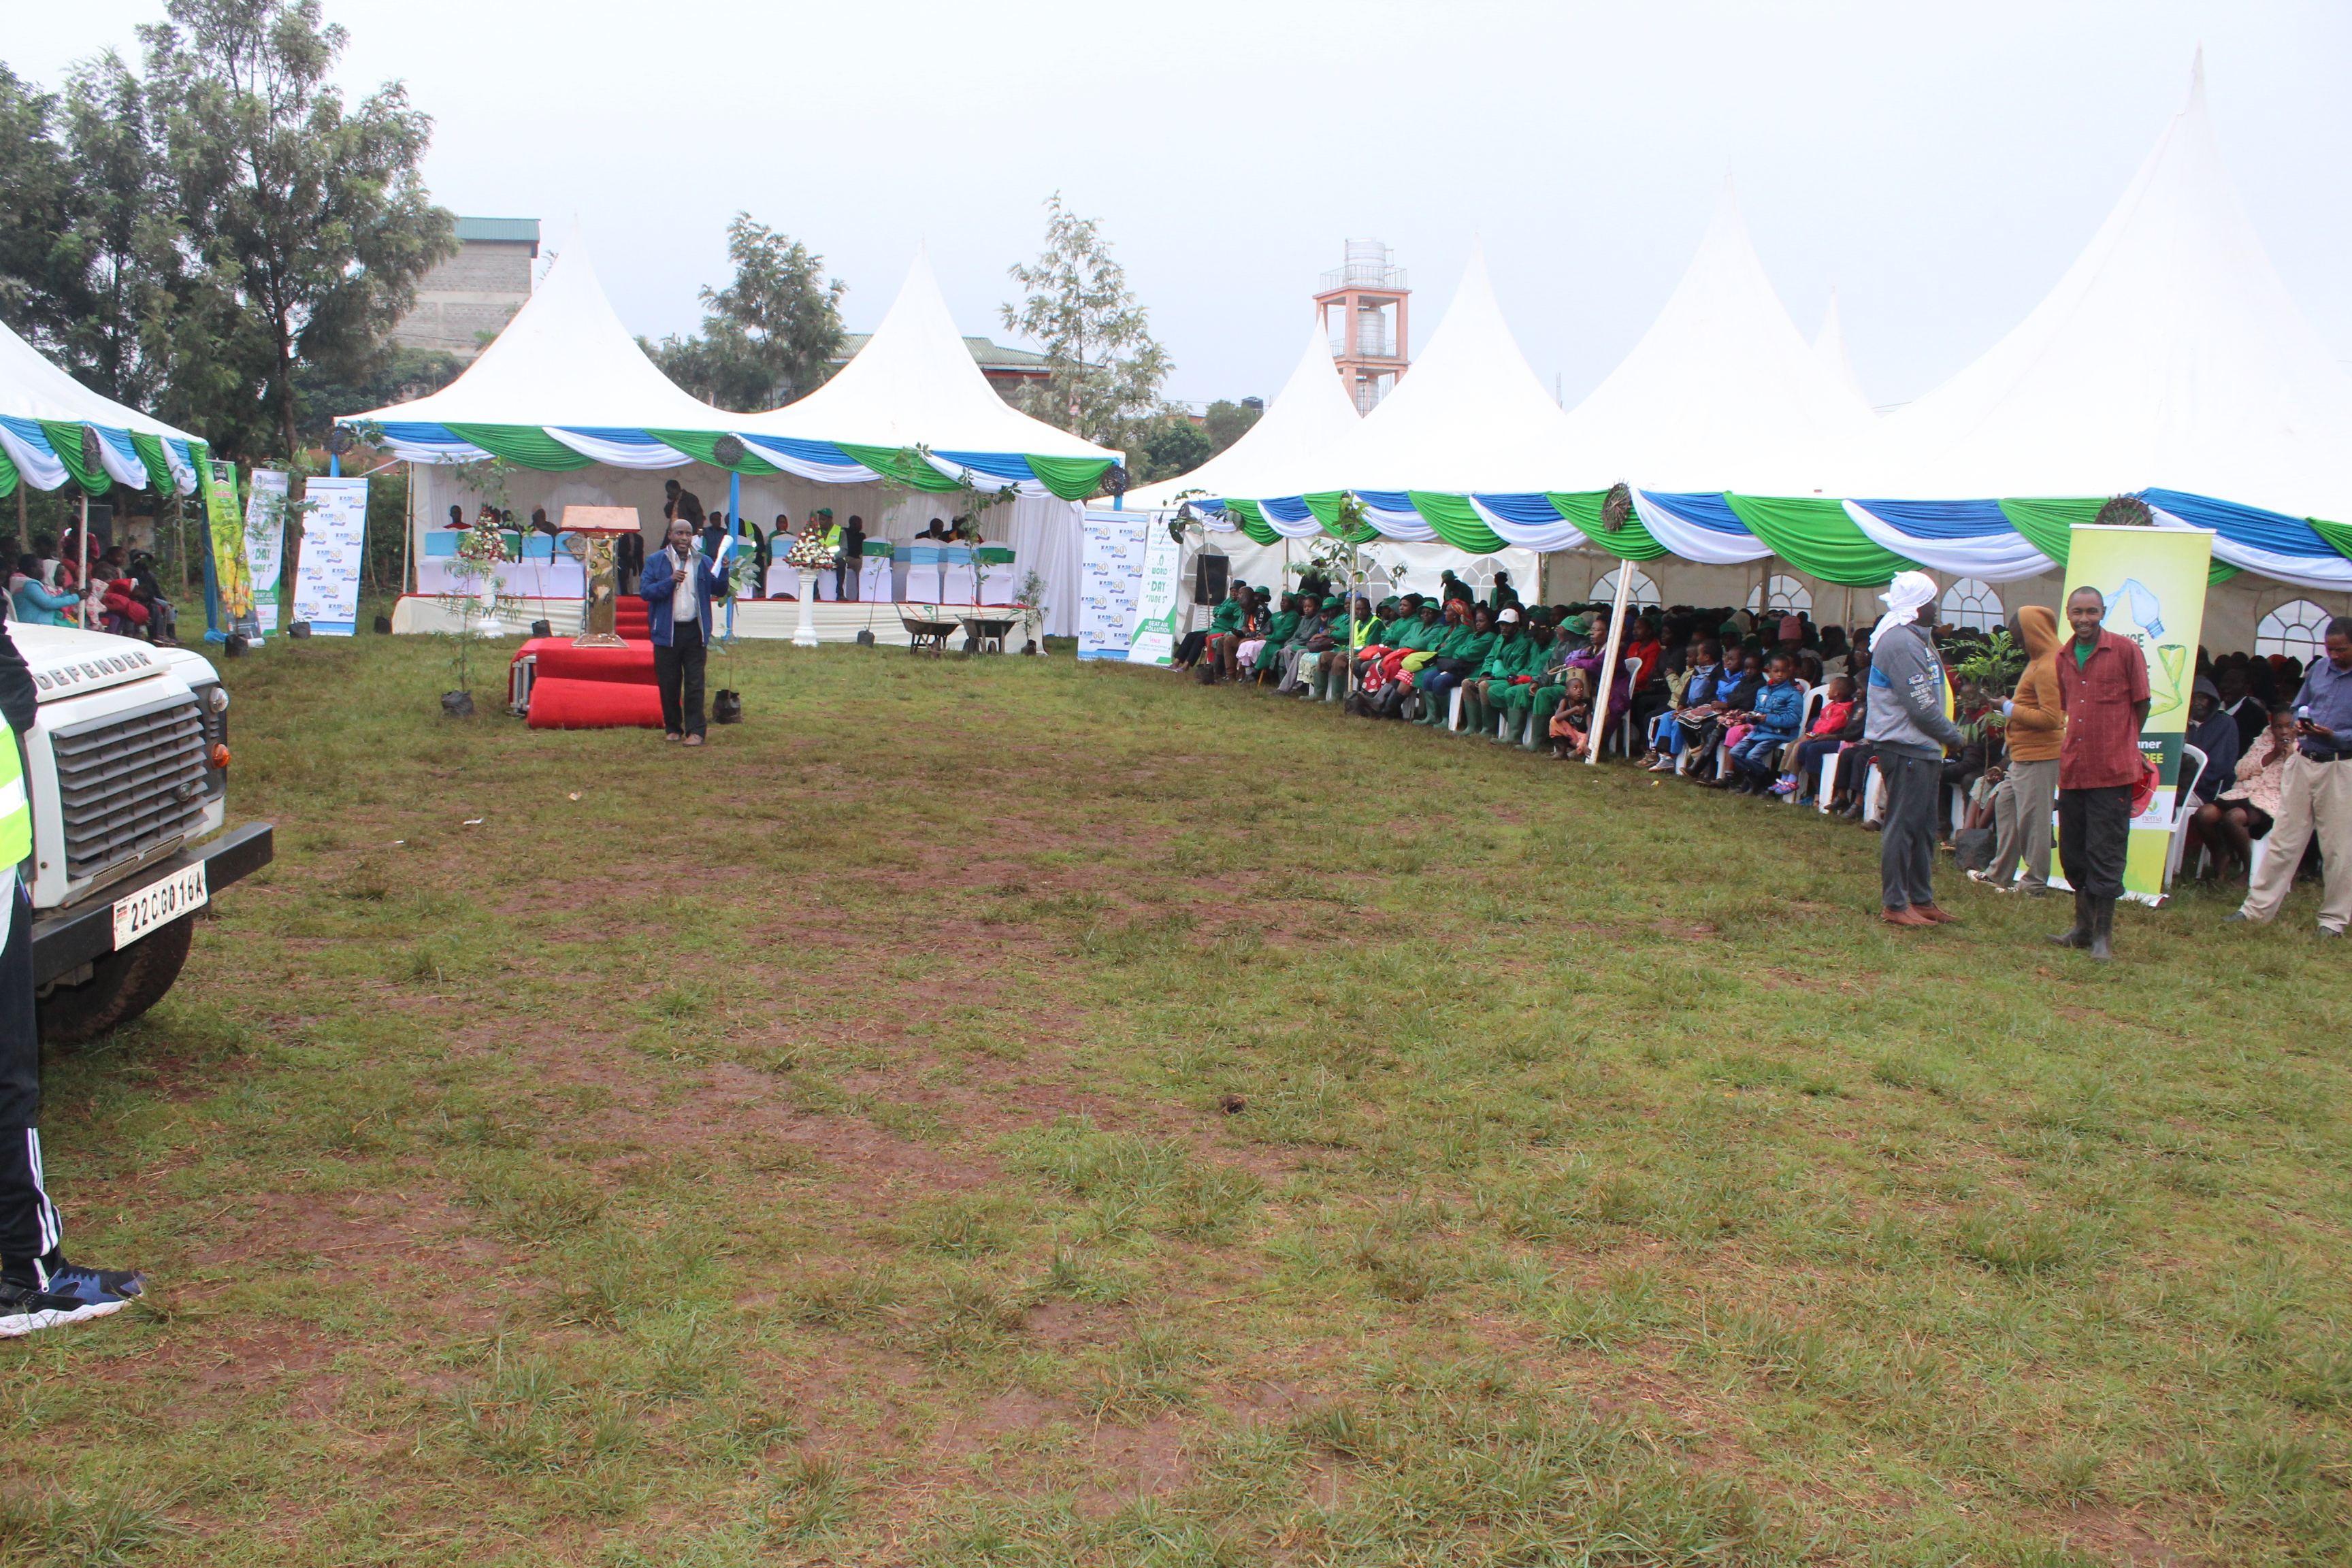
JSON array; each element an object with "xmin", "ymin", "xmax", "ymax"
[
  {"xmin": 0, "ymin": 416, "xmax": 199, "ymax": 497},
  {"xmin": 361, "ymin": 419, "xmax": 1115, "ymax": 502},
  {"xmin": 1193, "ymin": 483, "xmax": 2352, "ymax": 593}
]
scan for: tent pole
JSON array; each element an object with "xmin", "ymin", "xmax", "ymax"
[
  {"xmin": 402, "ymin": 461, "xmax": 414, "ymax": 598},
  {"xmin": 78, "ymin": 490, "xmax": 89, "ymax": 626},
  {"xmin": 727, "ymin": 468, "xmax": 741, "ymax": 641},
  {"xmin": 14, "ymin": 482, "xmax": 24, "ymax": 555},
  {"xmin": 1584, "ymin": 559, "xmax": 1636, "ymax": 765}
]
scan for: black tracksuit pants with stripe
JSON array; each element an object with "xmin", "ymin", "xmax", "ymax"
[{"xmin": 0, "ymin": 877, "xmax": 63, "ymax": 1288}]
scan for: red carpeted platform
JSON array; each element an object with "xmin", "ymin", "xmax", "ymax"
[
  {"xmin": 526, "ymin": 674, "xmax": 666, "ymax": 729},
  {"xmin": 514, "ymin": 598, "xmax": 668, "ymax": 729}
]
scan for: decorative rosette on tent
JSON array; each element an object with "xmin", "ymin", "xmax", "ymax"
[{"xmin": 0, "ymin": 316, "xmax": 202, "ymax": 497}]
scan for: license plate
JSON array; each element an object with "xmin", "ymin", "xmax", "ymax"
[{"xmin": 112, "ymin": 863, "xmax": 208, "ymax": 949}]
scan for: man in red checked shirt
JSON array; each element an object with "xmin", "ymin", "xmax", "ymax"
[{"xmin": 2051, "ymin": 585, "xmax": 2151, "ymax": 961}]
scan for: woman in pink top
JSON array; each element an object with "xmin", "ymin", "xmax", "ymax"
[{"xmin": 2196, "ymin": 702, "xmax": 2297, "ymax": 879}]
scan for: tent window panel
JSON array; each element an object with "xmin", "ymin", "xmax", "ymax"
[
  {"xmin": 1940, "ymin": 578, "xmax": 2004, "ymax": 632},
  {"xmin": 1594, "ymin": 567, "xmax": 1660, "ymax": 610},
  {"xmin": 2257, "ymin": 599, "xmax": 2331, "ymax": 662},
  {"xmin": 1744, "ymin": 574, "xmax": 1812, "ymax": 615}
]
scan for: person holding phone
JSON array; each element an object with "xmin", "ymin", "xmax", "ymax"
[{"xmin": 2228, "ymin": 616, "xmax": 2352, "ymax": 936}]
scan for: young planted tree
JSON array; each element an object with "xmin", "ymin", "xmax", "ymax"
[
  {"xmin": 1000, "ymin": 194, "xmax": 1170, "ymax": 454},
  {"xmin": 644, "ymin": 214, "xmax": 846, "ymax": 412}
]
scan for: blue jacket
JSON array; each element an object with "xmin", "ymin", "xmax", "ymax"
[
  {"xmin": 1748, "ymin": 679, "xmax": 1806, "ymax": 740},
  {"xmin": 10, "ymin": 577, "xmax": 78, "ymax": 627},
  {"xmin": 638, "ymin": 546, "xmax": 728, "ymax": 647}
]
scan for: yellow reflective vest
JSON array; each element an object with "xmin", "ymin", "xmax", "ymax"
[{"xmin": 0, "ymin": 728, "xmax": 27, "ymax": 867}]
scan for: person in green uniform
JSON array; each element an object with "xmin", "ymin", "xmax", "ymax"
[
  {"xmin": 1495, "ymin": 619, "xmax": 1559, "ymax": 746},
  {"xmin": 1461, "ymin": 607, "xmax": 1524, "ymax": 736},
  {"xmin": 1417, "ymin": 602, "xmax": 1497, "ymax": 727},
  {"xmin": 1508, "ymin": 619, "xmax": 1579, "ymax": 750},
  {"xmin": 1276, "ymin": 595, "xmax": 1328, "ymax": 693},
  {"xmin": 1203, "ymin": 582, "xmax": 1247, "ymax": 679},
  {"xmin": 1310, "ymin": 595, "xmax": 1377, "ymax": 702},
  {"xmin": 1250, "ymin": 593, "xmax": 1303, "ymax": 685}
]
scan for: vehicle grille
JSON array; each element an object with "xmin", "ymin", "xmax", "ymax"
[{"xmin": 50, "ymin": 696, "xmax": 210, "ymax": 881}]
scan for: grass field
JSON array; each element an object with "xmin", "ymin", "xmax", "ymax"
[{"xmin": 5, "ymin": 619, "xmax": 2349, "ymax": 1566}]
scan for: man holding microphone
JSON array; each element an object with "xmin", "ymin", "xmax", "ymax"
[{"xmin": 640, "ymin": 502, "xmax": 730, "ymax": 746}]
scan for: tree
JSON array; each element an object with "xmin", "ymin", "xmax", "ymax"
[
  {"xmin": 1138, "ymin": 414, "xmax": 1211, "ymax": 483},
  {"xmin": 645, "ymin": 214, "xmax": 845, "ymax": 412},
  {"xmin": 1000, "ymin": 193, "xmax": 1171, "ymax": 455},
  {"xmin": 0, "ymin": 67, "xmax": 88, "ymax": 357},
  {"xmin": 1203, "ymin": 399, "xmax": 1261, "ymax": 457},
  {"xmin": 138, "ymin": 0, "xmax": 455, "ymax": 461}
]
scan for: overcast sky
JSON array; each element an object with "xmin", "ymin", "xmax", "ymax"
[{"xmin": 10, "ymin": 1, "xmax": 2348, "ymax": 412}]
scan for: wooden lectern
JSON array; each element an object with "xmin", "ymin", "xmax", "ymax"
[{"xmin": 559, "ymin": 506, "xmax": 642, "ymax": 647}]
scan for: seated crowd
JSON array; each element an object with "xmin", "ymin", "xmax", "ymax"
[
  {"xmin": 1171, "ymin": 571, "xmax": 2326, "ymax": 891},
  {"xmin": 6, "ymin": 530, "xmax": 176, "ymax": 642}
]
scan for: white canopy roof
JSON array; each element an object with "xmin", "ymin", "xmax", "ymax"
[
  {"xmin": 1123, "ymin": 316, "xmax": 1362, "ymax": 510},
  {"xmin": 0, "ymin": 316, "xmax": 201, "ymax": 492},
  {"xmin": 1269, "ymin": 242, "xmax": 1575, "ymax": 497},
  {"xmin": 1813, "ymin": 289, "xmax": 1869, "ymax": 410},
  {"xmin": 350, "ymin": 227, "xmax": 731, "ymax": 431},
  {"xmin": 1854, "ymin": 59, "xmax": 2352, "ymax": 521},
  {"xmin": 1552, "ymin": 184, "xmax": 1877, "ymax": 496},
  {"xmin": 0, "ymin": 318, "xmax": 197, "ymax": 442},
  {"xmin": 738, "ymin": 248, "xmax": 1116, "ymax": 461}
]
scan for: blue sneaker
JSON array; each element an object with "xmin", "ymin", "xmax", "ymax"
[
  {"xmin": 0, "ymin": 1277, "xmax": 128, "ymax": 1337},
  {"xmin": 44, "ymin": 1260, "xmax": 144, "ymax": 1309}
]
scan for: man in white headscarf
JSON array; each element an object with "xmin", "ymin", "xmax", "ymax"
[{"xmin": 1863, "ymin": 571, "xmax": 1968, "ymax": 927}]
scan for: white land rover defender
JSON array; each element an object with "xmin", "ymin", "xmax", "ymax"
[{"xmin": 13, "ymin": 623, "xmax": 272, "ymax": 1041}]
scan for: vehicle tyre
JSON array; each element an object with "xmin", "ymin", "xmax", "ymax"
[{"xmin": 37, "ymin": 916, "xmax": 195, "ymax": 1045}]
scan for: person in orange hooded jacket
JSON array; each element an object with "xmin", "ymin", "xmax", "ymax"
[{"xmin": 1976, "ymin": 604, "xmax": 2064, "ymax": 895}]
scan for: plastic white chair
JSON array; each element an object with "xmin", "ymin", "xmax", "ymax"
[
  {"xmin": 1612, "ymin": 657, "xmax": 1645, "ymax": 757},
  {"xmin": 2164, "ymin": 743, "xmax": 2209, "ymax": 891},
  {"xmin": 859, "ymin": 552, "xmax": 894, "ymax": 603},
  {"xmin": 1775, "ymin": 686, "xmax": 1827, "ymax": 801},
  {"xmin": 1863, "ymin": 762, "xmax": 1886, "ymax": 826},
  {"xmin": 975, "ymin": 548, "xmax": 1019, "ymax": 604},
  {"xmin": 1448, "ymin": 687, "xmax": 1466, "ymax": 732},
  {"xmin": 938, "ymin": 545, "xmax": 978, "ymax": 606}
]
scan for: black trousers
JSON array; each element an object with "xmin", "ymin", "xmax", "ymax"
[
  {"xmin": 0, "ymin": 879, "xmax": 63, "ymax": 1286},
  {"xmin": 654, "ymin": 621, "xmax": 707, "ymax": 737},
  {"xmin": 2058, "ymin": 784, "xmax": 2132, "ymax": 900},
  {"xmin": 1880, "ymin": 751, "xmax": 1940, "ymax": 910},
  {"xmin": 834, "ymin": 555, "xmax": 858, "ymax": 601}
]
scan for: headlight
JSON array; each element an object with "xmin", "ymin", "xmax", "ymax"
[{"xmin": 204, "ymin": 685, "xmax": 229, "ymax": 714}]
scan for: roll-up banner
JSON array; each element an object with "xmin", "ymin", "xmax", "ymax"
[
  {"xmin": 1127, "ymin": 517, "xmax": 1181, "ymax": 666},
  {"xmin": 1077, "ymin": 508, "xmax": 1147, "ymax": 659},
  {"xmin": 244, "ymin": 469, "xmax": 289, "ymax": 634},
  {"xmin": 198, "ymin": 458, "xmax": 259, "ymax": 641},
  {"xmin": 297, "ymin": 477, "xmax": 370, "ymax": 635},
  {"xmin": 2060, "ymin": 522, "xmax": 2215, "ymax": 904}
]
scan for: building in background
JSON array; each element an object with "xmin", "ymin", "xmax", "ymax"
[
  {"xmin": 391, "ymin": 217, "xmax": 541, "ymax": 360},
  {"xmin": 836, "ymin": 333, "xmax": 1051, "ymax": 402},
  {"xmin": 1316, "ymin": 240, "xmax": 1410, "ymax": 412}
]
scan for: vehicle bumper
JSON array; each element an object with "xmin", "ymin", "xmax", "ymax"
[{"xmin": 29, "ymin": 822, "xmax": 274, "ymax": 986}]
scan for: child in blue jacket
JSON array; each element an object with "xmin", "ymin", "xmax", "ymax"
[{"xmin": 1729, "ymin": 652, "xmax": 1806, "ymax": 795}]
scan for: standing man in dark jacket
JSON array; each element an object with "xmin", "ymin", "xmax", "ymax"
[
  {"xmin": 1865, "ymin": 572, "xmax": 1969, "ymax": 928},
  {"xmin": 2051, "ymin": 585, "xmax": 2151, "ymax": 960},
  {"xmin": 836, "ymin": 514, "xmax": 866, "ymax": 602},
  {"xmin": 640, "ymin": 506, "xmax": 729, "ymax": 745}
]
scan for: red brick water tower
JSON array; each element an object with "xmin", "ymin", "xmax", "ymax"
[{"xmin": 1315, "ymin": 240, "xmax": 1409, "ymax": 413}]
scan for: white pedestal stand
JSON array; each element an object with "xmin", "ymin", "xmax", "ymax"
[{"xmin": 793, "ymin": 569, "xmax": 821, "ymax": 647}]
